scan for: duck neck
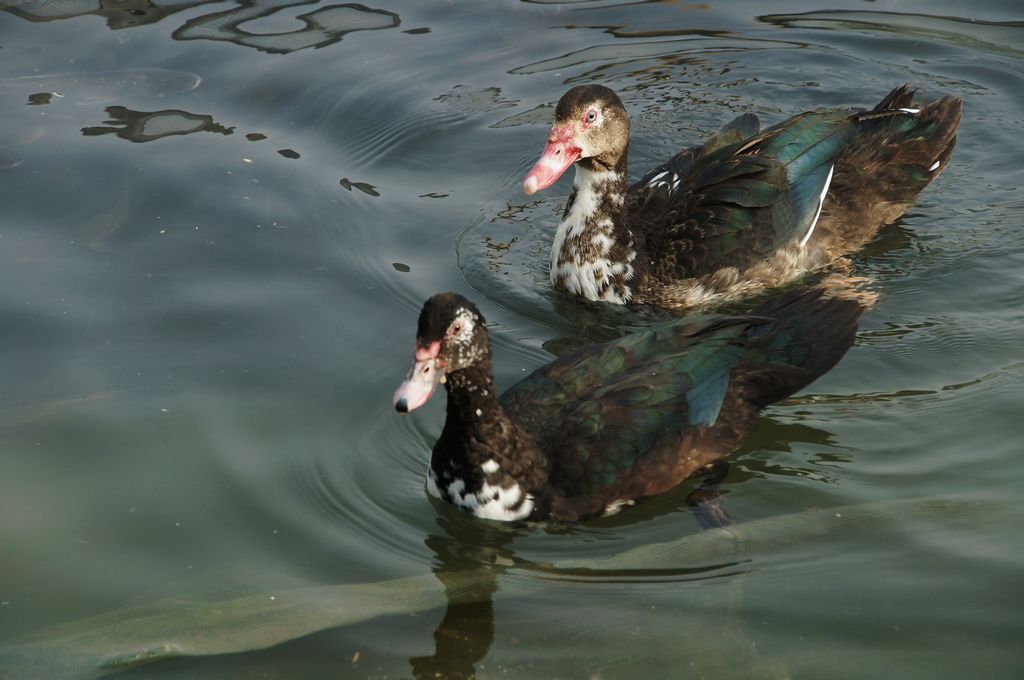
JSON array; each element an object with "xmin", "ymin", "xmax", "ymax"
[
  {"xmin": 443, "ymin": 364, "xmax": 499, "ymax": 418},
  {"xmin": 437, "ymin": 363, "xmax": 511, "ymax": 467},
  {"xmin": 550, "ymin": 158, "xmax": 636, "ymax": 304},
  {"xmin": 432, "ymin": 363, "xmax": 542, "ymax": 521}
]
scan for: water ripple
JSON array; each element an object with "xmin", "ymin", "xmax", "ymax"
[
  {"xmin": 760, "ymin": 10, "xmax": 1024, "ymax": 59},
  {"xmin": 510, "ymin": 36, "xmax": 804, "ymax": 75}
]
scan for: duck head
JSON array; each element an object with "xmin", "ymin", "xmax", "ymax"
[
  {"xmin": 523, "ymin": 84, "xmax": 630, "ymax": 195},
  {"xmin": 393, "ymin": 293, "xmax": 490, "ymax": 413}
]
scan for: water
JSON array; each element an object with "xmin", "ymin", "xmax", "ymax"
[{"xmin": 0, "ymin": 0, "xmax": 1021, "ymax": 677}]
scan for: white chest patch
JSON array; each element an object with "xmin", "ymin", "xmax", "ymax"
[
  {"xmin": 550, "ymin": 167, "xmax": 634, "ymax": 304},
  {"xmin": 428, "ymin": 468, "xmax": 534, "ymax": 521}
]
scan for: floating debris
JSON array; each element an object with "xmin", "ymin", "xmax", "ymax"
[
  {"xmin": 436, "ymin": 85, "xmax": 517, "ymax": 116},
  {"xmin": 277, "ymin": 148, "xmax": 300, "ymax": 159},
  {"xmin": 0, "ymin": 145, "xmax": 24, "ymax": 169},
  {"xmin": 339, "ymin": 178, "xmax": 380, "ymax": 196},
  {"xmin": 245, "ymin": 132, "xmax": 267, "ymax": 141},
  {"xmin": 392, "ymin": 262, "xmax": 410, "ymax": 273},
  {"xmin": 0, "ymin": 68, "xmax": 201, "ymax": 104},
  {"xmin": 27, "ymin": 92, "xmax": 60, "ymax": 106}
]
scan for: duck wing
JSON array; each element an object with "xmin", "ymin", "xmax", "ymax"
[
  {"xmin": 630, "ymin": 86, "xmax": 961, "ymax": 283},
  {"xmin": 500, "ymin": 288, "xmax": 865, "ymax": 513},
  {"xmin": 629, "ymin": 107, "xmax": 857, "ymax": 281}
]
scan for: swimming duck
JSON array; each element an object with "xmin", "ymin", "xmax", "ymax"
[
  {"xmin": 523, "ymin": 85, "xmax": 962, "ymax": 309},
  {"xmin": 393, "ymin": 287, "xmax": 866, "ymax": 522}
]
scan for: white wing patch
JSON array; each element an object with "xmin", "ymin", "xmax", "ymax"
[
  {"xmin": 602, "ymin": 499, "xmax": 636, "ymax": 517},
  {"xmin": 645, "ymin": 170, "xmax": 681, "ymax": 194},
  {"xmin": 799, "ymin": 164, "xmax": 834, "ymax": 249},
  {"xmin": 898, "ymin": 107, "xmax": 921, "ymax": 114},
  {"xmin": 929, "ymin": 160, "xmax": 941, "ymax": 172}
]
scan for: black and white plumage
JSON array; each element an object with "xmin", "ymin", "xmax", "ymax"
[
  {"xmin": 393, "ymin": 288, "xmax": 869, "ymax": 522},
  {"xmin": 523, "ymin": 85, "xmax": 962, "ymax": 310}
]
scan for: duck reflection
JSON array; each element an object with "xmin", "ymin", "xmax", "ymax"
[
  {"xmin": 410, "ymin": 511, "xmax": 519, "ymax": 680},
  {"xmin": 409, "ymin": 462, "xmax": 740, "ymax": 679}
]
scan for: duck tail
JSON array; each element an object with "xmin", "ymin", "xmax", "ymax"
[
  {"xmin": 737, "ymin": 285, "xmax": 871, "ymax": 408},
  {"xmin": 824, "ymin": 86, "xmax": 962, "ymax": 246},
  {"xmin": 857, "ymin": 84, "xmax": 962, "ymax": 179}
]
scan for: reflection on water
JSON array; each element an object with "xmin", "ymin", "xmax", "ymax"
[
  {"xmin": 4, "ymin": 0, "xmax": 403, "ymax": 53},
  {"xmin": 435, "ymin": 85, "xmax": 519, "ymax": 117},
  {"xmin": 410, "ymin": 469, "xmax": 738, "ymax": 680},
  {"xmin": 509, "ymin": 36, "xmax": 802, "ymax": 77},
  {"xmin": 2, "ymin": 0, "xmax": 402, "ymax": 53},
  {"xmin": 81, "ymin": 106, "xmax": 234, "ymax": 142},
  {"xmin": 173, "ymin": 0, "xmax": 401, "ymax": 54},
  {"xmin": 410, "ymin": 515, "xmax": 511, "ymax": 680},
  {"xmin": 761, "ymin": 10, "xmax": 1024, "ymax": 58},
  {"xmin": 0, "ymin": 0, "xmax": 209, "ymax": 29}
]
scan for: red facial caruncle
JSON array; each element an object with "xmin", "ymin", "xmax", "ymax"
[{"xmin": 523, "ymin": 120, "xmax": 583, "ymax": 195}]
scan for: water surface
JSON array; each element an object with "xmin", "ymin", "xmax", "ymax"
[{"xmin": 0, "ymin": 1, "xmax": 1022, "ymax": 678}]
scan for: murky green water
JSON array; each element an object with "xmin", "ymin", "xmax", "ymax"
[{"xmin": 0, "ymin": 1, "xmax": 1021, "ymax": 678}]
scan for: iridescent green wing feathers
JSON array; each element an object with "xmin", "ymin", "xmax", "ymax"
[
  {"xmin": 630, "ymin": 85, "xmax": 961, "ymax": 282},
  {"xmin": 500, "ymin": 288, "xmax": 866, "ymax": 501},
  {"xmin": 501, "ymin": 317, "xmax": 756, "ymax": 498},
  {"xmin": 631, "ymin": 108, "xmax": 856, "ymax": 280}
]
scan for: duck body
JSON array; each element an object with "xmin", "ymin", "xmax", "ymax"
[
  {"xmin": 524, "ymin": 85, "xmax": 962, "ymax": 309},
  {"xmin": 394, "ymin": 288, "xmax": 866, "ymax": 522}
]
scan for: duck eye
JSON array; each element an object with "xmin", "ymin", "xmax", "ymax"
[
  {"xmin": 451, "ymin": 323, "xmax": 462, "ymax": 335},
  {"xmin": 586, "ymin": 109, "xmax": 597, "ymax": 123}
]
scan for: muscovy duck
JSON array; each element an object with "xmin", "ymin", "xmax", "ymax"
[
  {"xmin": 393, "ymin": 288, "xmax": 866, "ymax": 522},
  {"xmin": 523, "ymin": 85, "xmax": 962, "ymax": 309}
]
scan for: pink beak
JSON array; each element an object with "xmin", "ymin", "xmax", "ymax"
[
  {"xmin": 393, "ymin": 341, "xmax": 443, "ymax": 414},
  {"xmin": 523, "ymin": 126, "xmax": 580, "ymax": 195}
]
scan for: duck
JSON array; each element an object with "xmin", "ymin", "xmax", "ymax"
[
  {"xmin": 393, "ymin": 287, "xmax": 867, "ymax": 522},
  {"xmin": 523, "ymin": 84, "xmax": 962, "ymax": 309}
]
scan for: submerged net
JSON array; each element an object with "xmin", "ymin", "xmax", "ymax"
[{"xmin": 0, "ymin": 497, "xmax": 1012, "ymax": 679}]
